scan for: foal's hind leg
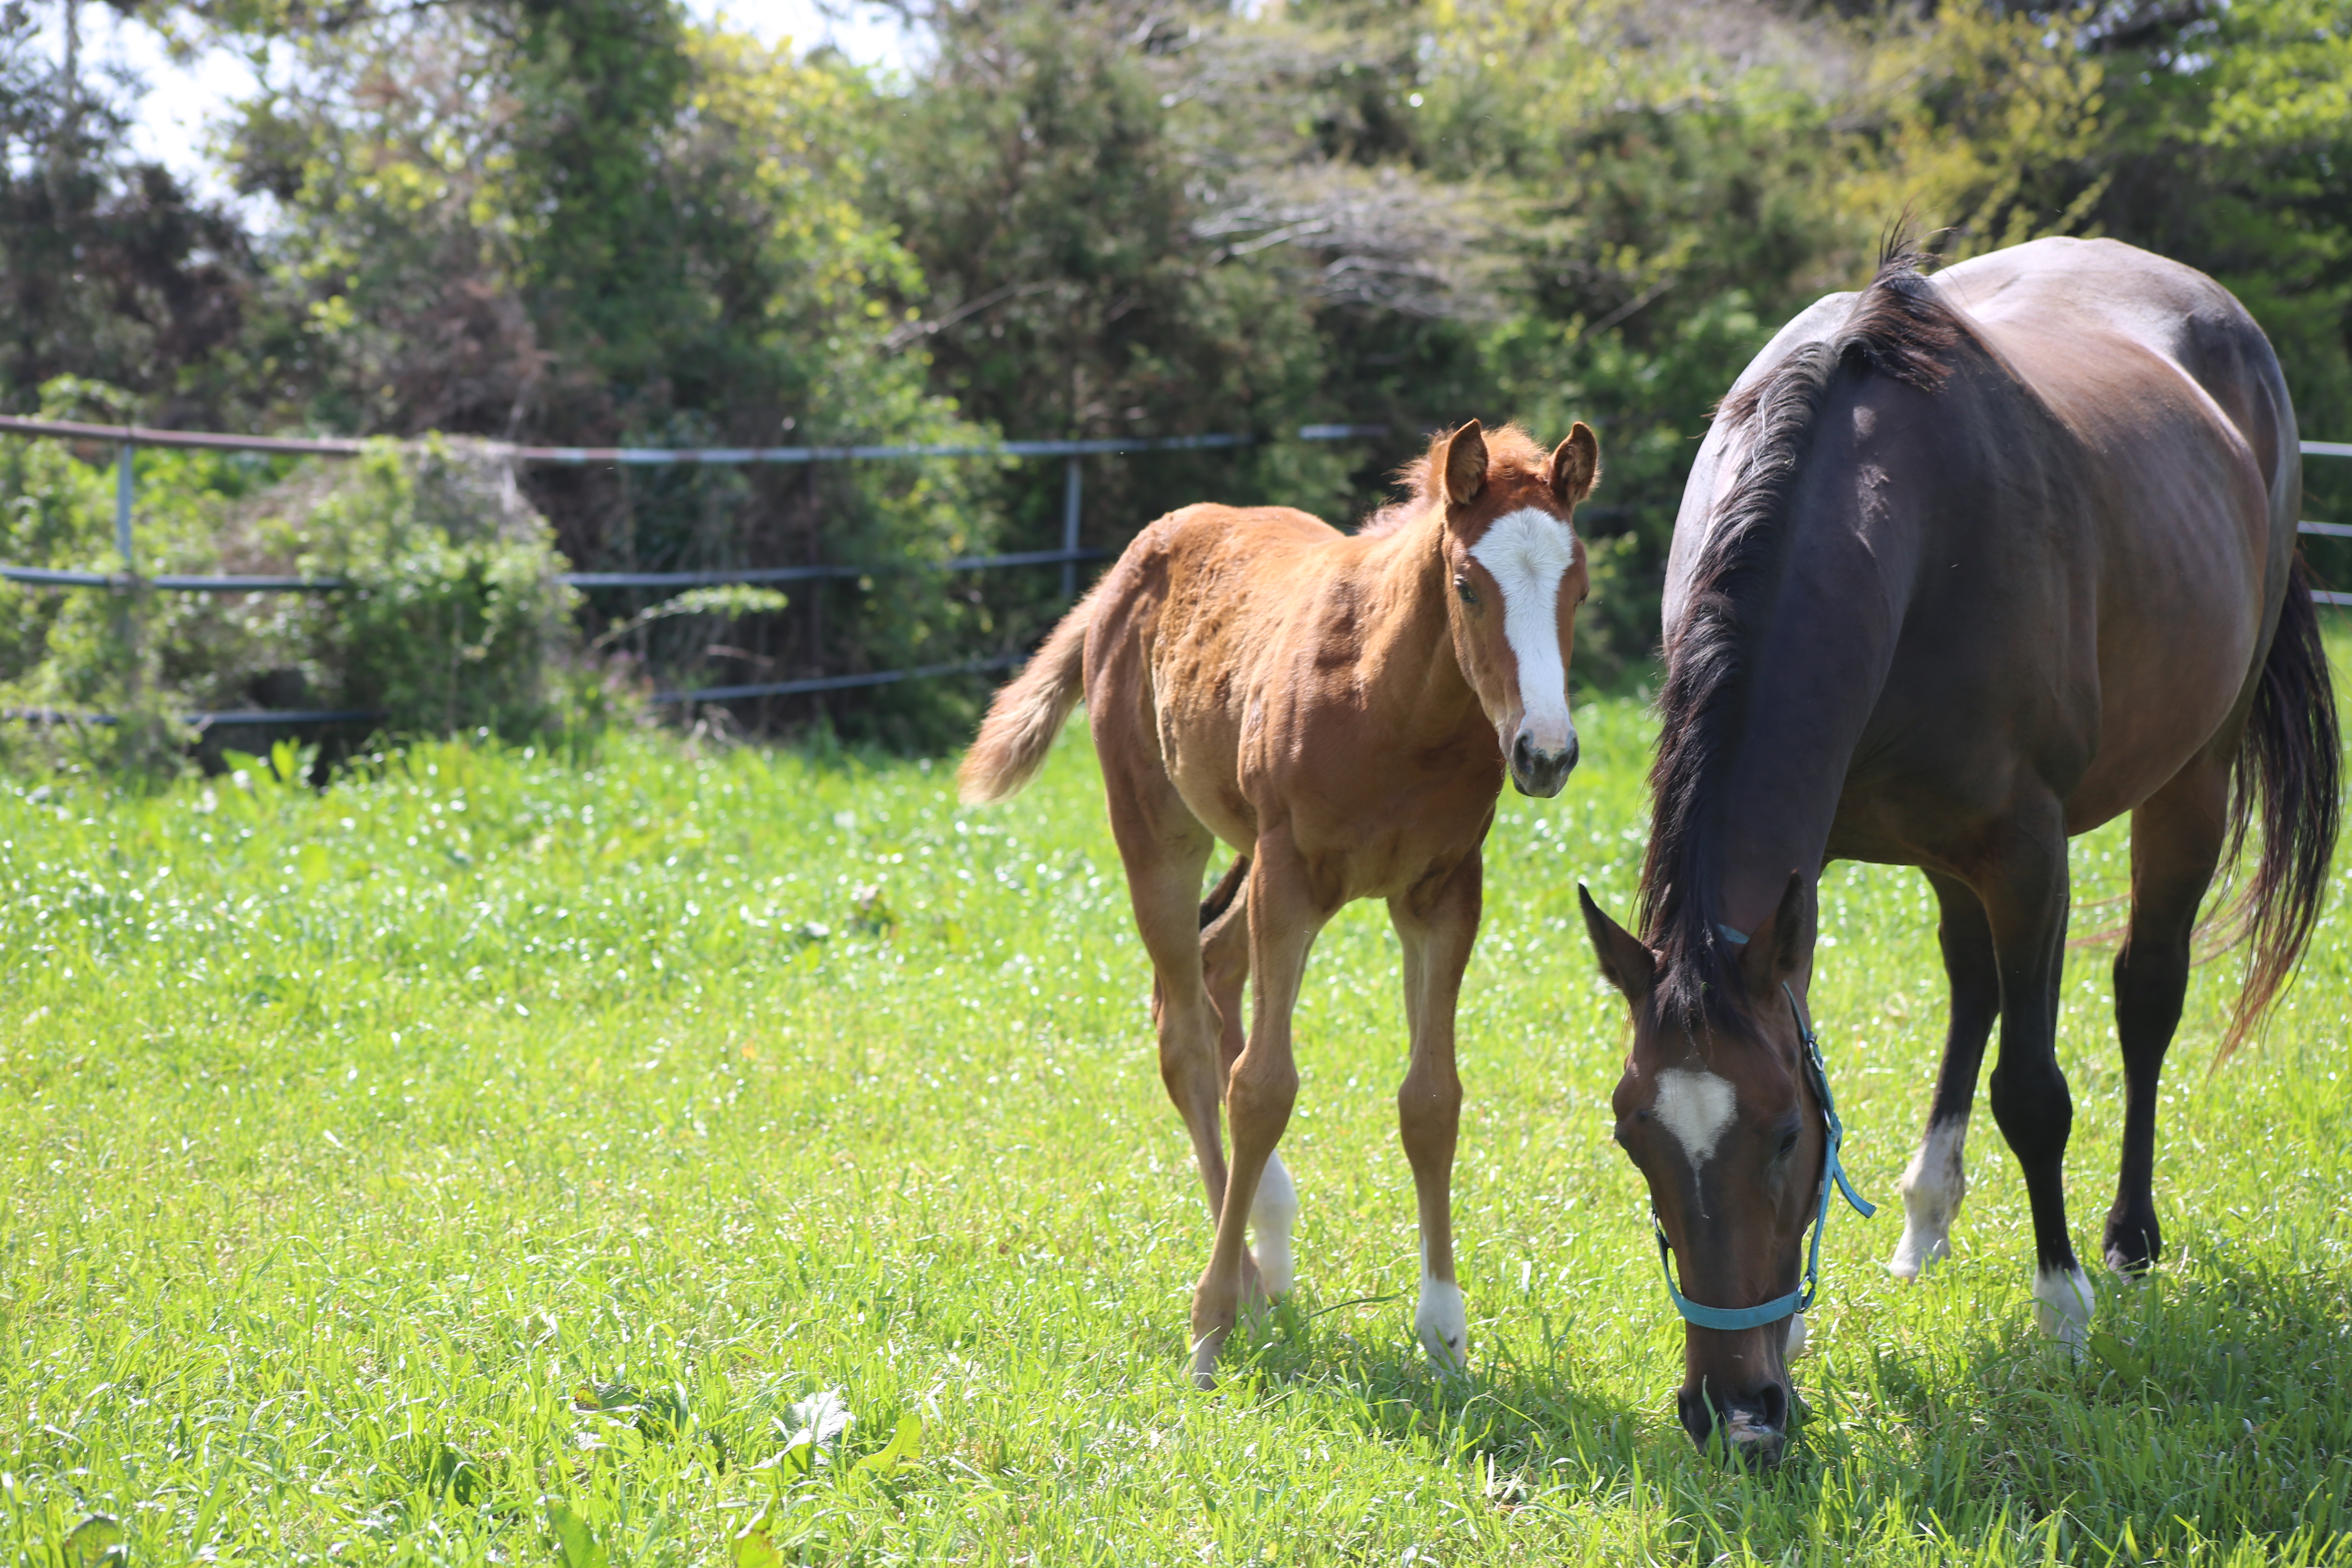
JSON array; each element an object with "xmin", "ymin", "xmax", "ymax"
[
  {"xmin": 1110, "ymin": 778, "xmax": 1232, "ymax": 1235},
  {"xmin": 1200, "ymin": 858, "xmax": 1296, "ymax": 1295},
  {"xmin": 2105, "ymin": 756, "xmax": 2229, "ymax": 1274},
  {"xmin": 1889, "ymin": 869, "xmax": 2000, "ymax": 1279},
  {"xmin": 1191, "ymin": 835, "xmax": 1323, "ymax": 1386},
  {"xmin": 1390, "ymin": 851, "xmax": 1481, "ymax": 1371}
]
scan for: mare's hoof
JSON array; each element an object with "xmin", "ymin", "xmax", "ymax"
[{"xmin": 2033, "ymin": 1266, "xmax": 2095, "ymax": 1357}]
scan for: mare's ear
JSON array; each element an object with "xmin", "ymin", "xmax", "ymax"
[
  {"xmin": 1441, "ymin": 419, "xmax": 1488, "ymax": 507},
  {"xmin": 1579, "ymin": 884, "xmax": 1654, "ymax": 1003},
  {"xmin": 1737, "ymin": 871, "xmax": 1809, "ymax": 995},
  {"xmin": 1550, "ymin": 422, "xmax": 1600, "ymax": 505}
]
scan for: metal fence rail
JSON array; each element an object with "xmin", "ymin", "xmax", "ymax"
[
  {"xmin": 0, "ymin": 415, "xmax": 1392, "ymax": 720},
  {"xmin": 0, "ymin": 413, "xmax": 2345, "ymax": 724}
]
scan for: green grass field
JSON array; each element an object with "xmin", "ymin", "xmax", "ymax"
[{"xmin": 4, "ymin": 691, "xmax": 2350, "ymax": 1566}]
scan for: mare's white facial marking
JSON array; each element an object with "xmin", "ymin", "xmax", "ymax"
[
  {"xmin": 1889, "ymin": 1114, "xmax": 1969, "ymax": 1279},
  {"xmin": 1653, "ymin": 1067, "xmax": 1738, "ymax": 1169},
  {"xmin": 2034, "ymin": 1265, "xmax": 2095, "ymax": 1354},
  {"xmin": 1250, "ymin": 1150, "xmax": 1298, "ymax": 1296},
  {"xmin": 1468, "ymin": 507, "xmax": 1578, "ymax": 752}
]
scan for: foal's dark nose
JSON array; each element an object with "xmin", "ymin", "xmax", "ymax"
[
  {"xmin": 1510, "ymin": 729, "xmax": 1579, "ymax": 797},
  {"xmin": 1677, "ymin": 1381, "xmax": 1788, "ymax": 1468}
]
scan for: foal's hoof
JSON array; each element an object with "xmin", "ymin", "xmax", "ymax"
[
  {"xmin": 1188, "ymin": 1330, "xmax": 1225, "ymax": 1390},
  {"xmin": 1885, "ymin": 1225, "xmax": 1949, "ymax": 1280},
  {"xmin": 1415, "ymin": 1278, "xmax": 1469, "ymax": 1372}
]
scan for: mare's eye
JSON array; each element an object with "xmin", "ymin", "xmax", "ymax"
[
  {"xmin": 1777, "ymin": 1129, "xmax": 1800, "ymax": 1156},
  {"xmin": 1455, "ymin": 577, "xmax": 1479, "ymax": 606}
]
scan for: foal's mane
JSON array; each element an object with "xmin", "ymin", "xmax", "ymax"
[
  {"xmin": 1640, "ymin": 236, "xmax": 1962, "ymax": 1028},
  {"xmin": 1356, "ymin": 423, "xmax": 1555, "ymax": 537}
]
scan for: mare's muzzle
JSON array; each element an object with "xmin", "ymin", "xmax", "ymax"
[
  {"xmin": 1678, "ymin": 1379, "xmax": 1788, "ymax": 1468},
  {"xmin": 1509, "ymin": 728, "xmax": 1578, "ymax": 797}
]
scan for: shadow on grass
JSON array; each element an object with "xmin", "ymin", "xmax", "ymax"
[
  {"xmin": 1801, "ymin": 1251, "xmax": 2352, "ymax": 1552},
  {"xmin": 1216, "ymin": 1287, "xmax": 1672, "ymax": 1494},
  {"xmin": 1210, "ymin": 1252, "xmax": 2352, "ymax": 1560}
]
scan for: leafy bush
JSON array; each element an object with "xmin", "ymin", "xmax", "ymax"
[{"xmin": 0, "ymin": 419, "xmax": 580, "ymax": 763}]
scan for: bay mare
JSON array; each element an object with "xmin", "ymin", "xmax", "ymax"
[
  {"xmin": 961, "ymin": 421, "xmax": 1599, "ymax": 1384},
  {"xmin": 1577, "ymin": 236, "xmax": 2338, "ymax": 1465}
]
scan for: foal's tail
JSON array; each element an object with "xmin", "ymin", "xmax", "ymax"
[
  {"xmin": 957, "ymin": 589, "xmax": 1100, "ymax": 806},
  {"xmin": 2220, "ymin": 557, "xmax": 2342, "ymax": 1060}
]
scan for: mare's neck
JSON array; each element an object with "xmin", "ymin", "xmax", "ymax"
[
  {"xmin": 1709, "ymin": 475, "xmax": 1914, "ymax": 941},
  {"xmin": 1360, "ymin": 507, "xmax": 1483, "ymax": 746}
]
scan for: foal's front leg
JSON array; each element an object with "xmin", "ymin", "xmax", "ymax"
[
  {"xmin": 1191, "ymin": 835, "xmax": 1323, "ymax": 1387},
  {"xmin": 1390, "ymin": 851, "xmax": 1481, "ymax": 1371}
]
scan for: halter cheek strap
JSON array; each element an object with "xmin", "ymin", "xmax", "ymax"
[{"xmin": 1650, "ymin": 979, "xmax": 1875, "ymax": 1332}]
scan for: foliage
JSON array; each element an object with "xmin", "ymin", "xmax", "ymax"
[
  {"xmin": 3, "ymin": 0, "xmax": 2349, "ymax": 741},
  {"xmin": 0, "ymin": 1, "xmax": 256, "ymax": 426},
  {"xmin": 4, "ymin": 685, "xmax": 2352, "ymax": 1558},
  {"xmin": 0, "ymin": 414, "xmax": 578, "ymax": 750}
]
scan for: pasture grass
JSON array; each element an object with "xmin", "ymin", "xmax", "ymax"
[{"xmin": 2, "ymin": 693, "xmax": 2350, "ymax": 1565}]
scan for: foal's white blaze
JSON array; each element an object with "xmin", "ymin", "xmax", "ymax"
[
  {"xmin": 2034, "ymin": 1265, "xmax": 2096, "ymax": 1352},
  {"xmin": 1653, "ymin": 1067, "xmax": 1739, "ymax": 1169},
  {"xmin": 1416, "ymin": 1250, "xmax": 1468, "ymax": 1371},
  {"xmin": 1468, "ymin": 507, "xmax": 1578, "ymax": 754},
  {"xmin": 1250, "ymin": 1150, "xmax": 1298, "ymax": 1296},
  {"xmin": 1889, "ymin": 1114, "xmax": 1969, "ymax": 1279}
]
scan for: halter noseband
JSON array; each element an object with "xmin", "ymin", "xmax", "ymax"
[{"xmin": 1648, "ymin": 927, "xmax": 1875, "ymax": 1332}]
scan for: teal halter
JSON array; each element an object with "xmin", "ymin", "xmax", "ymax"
[{"xmin": 1651, "ymin": 944, "xmax": 1875, "ymax": 1333}]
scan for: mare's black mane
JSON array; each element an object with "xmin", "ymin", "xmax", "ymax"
[{"xmin": 1639, "ymin": 237, "xmax": 1962, "ymax": 1028}]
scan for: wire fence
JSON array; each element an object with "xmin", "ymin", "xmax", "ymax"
[
  {"xmin": 0, "ymin": 414, "xmax": 1389, "ymax": 725},
  {"xmin": 0, "ymin": 414, "xmax": 2344, "ymax": 726}
]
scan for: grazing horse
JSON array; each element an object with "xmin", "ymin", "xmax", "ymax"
[
  {"xmin": 961, "ymin": 420, "xmax": 1600, "ymax": 1384},
  {"xmin": 1578, "ymin": 236, "xmax": 2338, "ymax": 1466}
]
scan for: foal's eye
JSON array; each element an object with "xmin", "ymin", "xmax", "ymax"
[
  {"xmin": 1455, "ymin": 577, "xmax": 1479, "ymax": 607},
  {"xmin": 1777, "ymin": 1129, "xmax": 1800, "ymax": 1157}
]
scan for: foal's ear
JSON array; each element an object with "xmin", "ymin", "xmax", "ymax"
[
  {"xmin": 1441, "ymin": 419, "xmax": 1488, "ymax": 506},
  {"xmin": 1579, "ymin": 884, "xmax": 1655, "ymax": 1003},
  {"xmin": 1736, "ymin": 871, "xmax": 1810, "ymax": 995},
  {"xmin": 1550, "ymin": 422, "xmax": 1600, "ymax": 506}
]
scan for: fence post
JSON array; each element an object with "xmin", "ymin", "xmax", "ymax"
[
  {"xmin": 114, "ymin": 439, "xmax": 134, "ymax": 570},
  {"xmin": 1061, "ymin": 455, "xmax": 1082, "ymax": 600}
]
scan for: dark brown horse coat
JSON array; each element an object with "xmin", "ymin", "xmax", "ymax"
[{"xmin": 1581, "ymin": 236, "xmax": 2336, "ymax": 1463}]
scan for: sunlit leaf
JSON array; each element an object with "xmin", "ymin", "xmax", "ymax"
[
  {"xmin": 544, "ymin": 1498, "xmax": 609, "ymax": 1568},
  {"xmin": 855, "ymin": 1410, "xmax": 922, "ymax": 1476},
  {"xmin": 61, "ymin": 1515, "xmax": 125, "ymax": 1567},
  {"xmin": 731, "ymin": 1512, "xmax": 785, "ymax": 1568}
]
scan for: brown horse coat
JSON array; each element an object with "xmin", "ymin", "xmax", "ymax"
[
  {"xmin": 964, "ymin": 421, "xmax": 1598, "ymax": 1383},
  {"xmin": 1582, "ymin": 236, "xmax": 2336, "ymax": 1464}
]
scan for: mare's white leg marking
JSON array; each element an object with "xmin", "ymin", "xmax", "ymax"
[
  {"xmin": 1653, "ymin": 1068, "xmax": 1737, "ymax": 1169},
  {"xmin": 1889, "ymin": 1114, "xmax": 1969, "ymax": 1278},
  {"xmin": 1468, "ymin": 507, "xmax": 1579, "ymax": 753},
  {"xmin": 1416, "ymin": 1267, "xmax": 1468, "ymax": 1372},
  {"xmin": 1249, "ymin": 1149, "xmax": 1298, "ymax": 1296},
  {"xmin": 1784, "ymin": 1311, "xmax": 1809, "ymax": 1361},
  {"xmin": 2034, "ymin": 1265, "xmax": 2095, "ymax": 1354}
]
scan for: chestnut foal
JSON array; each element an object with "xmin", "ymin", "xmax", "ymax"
[{"xmin": 961, "ymin": 420, "xmax": 1599, "ymax": 1384}]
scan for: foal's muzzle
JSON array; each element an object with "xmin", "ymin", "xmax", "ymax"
[
  {"xmin": 1678, "ymin": 1381, "xmax": 1788, "ymax": 1469},
  {"xmin": 1510, "ymin": 729, "xmax": 1578, "ymax": 797}
]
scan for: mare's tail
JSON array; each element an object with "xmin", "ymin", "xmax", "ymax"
[
  {"xmin": 2219, "ymin": 557, "xmax": 2342, "ymax": 1060},
  {"xmin": 957, "ymin": 589, "xmax": 1100, "ymax": 805}
]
